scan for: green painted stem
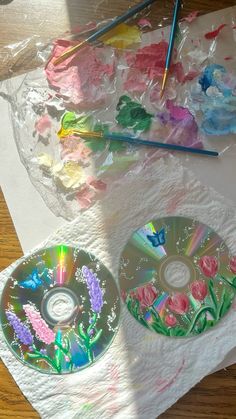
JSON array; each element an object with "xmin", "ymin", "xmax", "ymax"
[
  {"xmin": 28, "ymin": 346, "xmax": 61, "ymax": 373},
  {"xmin": 87, "ymin": 348, "xmax": 93, "ymax": 363},
  {"xmin": 55, "ymin": 331, "xmax": 62, "ymax": 371},
  {"xmin": 77, "ymin": 313, "xmax": 102, "ymax": 364},
  {"xmin": 184, "ymin": 313, "xmax": 192, "ymax": 324},
  {"xmin": 186, "ymin": 306, "xmax": 216, "ymax": 336},
  {"xmin": 219, "ymin": 275, "xmax": 236, "ymax": 289},
  {"xmin": 150, "ymin": 307, "xmax": 169, "ymax": 335},
  {"xmin": 55, "ymin": 340, "xmax": 71, "ymax": 357},
  {"xmin": 216, "ymin": 287, "xmax": 226, "ymax": 321},
  {"xmin": 55, "ymin": 340, "xmax": 73, "ymax": 370}
]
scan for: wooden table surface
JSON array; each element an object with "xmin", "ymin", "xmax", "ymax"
[{"xmin": 1, "ymin": 0, "xmax": 236, "ymax": 417}]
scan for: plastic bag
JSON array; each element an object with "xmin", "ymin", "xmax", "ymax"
[{"xmin": 1, "ymin": 2, "xmax": 236, "ymax": 220}]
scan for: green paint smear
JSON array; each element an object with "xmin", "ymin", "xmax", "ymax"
[
  {"xmin": 61, "ymin": 112, "xmax": 93, "ymax": 132},
  {"xmin": 99, "ymin": 154, "xmax": 139, "ymax": 175},
  {"xmin": 116, "ymin": 95, "xmax": 153, "ymax": 133},
  {"xmin": 83, "ymin": 123, "xmax": 126, "ymax": 152},
  {"xmin": 61, "ymin": 112, "xmax": 126, "ymax": 153}
]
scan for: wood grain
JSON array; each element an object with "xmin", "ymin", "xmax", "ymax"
[{"xmin": 0, "ymin": 0, "xmax": 236, "ymax": 417}]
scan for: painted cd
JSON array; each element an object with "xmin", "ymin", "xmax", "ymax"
[
  {"xmin": 119, "ymin": 216, "xmax": 236, "ymax": 338},
  {"xmin": 1, "ymin": 245, "xmax": 120, "ymax": 374}
]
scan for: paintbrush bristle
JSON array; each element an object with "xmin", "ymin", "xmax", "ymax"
[
  {"xmin": 160, "ymin": 68, "xmax": 168, "ymax": 97},
  {"xmin": 53, "ymin": 40, "xmax": 87, "ymax": 66}
]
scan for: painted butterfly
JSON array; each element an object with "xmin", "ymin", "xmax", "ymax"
[
  {"xmin": 147, "ymin": 228, "xmax": 166, "ymax": 248},
  {"xmin": 19, "ymin": 269, "xmax": 43, "ymax": 290}
]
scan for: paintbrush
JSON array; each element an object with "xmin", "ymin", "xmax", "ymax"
[
  {"xmin": 63, "ymin": 129, "xmax": 218, "ymax": 157},
  {"xmin": 160, "ymin": 0, "xmax": 181, "ymax": 96},
  {"xmin": 54, "ymin": 0, "xmax": 157, "ymax": 66}
]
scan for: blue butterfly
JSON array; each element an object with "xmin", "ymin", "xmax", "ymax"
[
  {"xmin": 19, "ymin": 269, "xmax": 43, "ymax": 290},
  {"xmin": 147, "ymin": 228, "xmax": 166, "ymax": 248}
]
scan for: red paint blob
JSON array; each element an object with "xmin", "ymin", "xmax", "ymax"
[{"xmin": 204, "ymin": 24, "xmax": 227, "ymax": 40}]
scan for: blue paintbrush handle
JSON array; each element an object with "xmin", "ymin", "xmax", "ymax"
[
  {"xmin": 104, "ymin": 133, "xmax": 218, "ymax": 157},
  {"xmin": 165, "ymin": 0, "xmax": 181, "ymax": 69},
  {"xmin": 54, "ymin": 0, "xmax": 158, "ymax": 65},
  {"xmin": 87, "ymin": 0, "xmax": 157, "ymax": 43}
]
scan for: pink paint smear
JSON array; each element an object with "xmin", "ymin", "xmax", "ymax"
[
  {"xmin": 60, "ymin": 137, "xmax": 91, "ymax": 163},
  {"xmin": 166, "ymin": 100, "xmax": 193, "ymax": 121},
  {"xmin": 181, "ymin": 11, "xmax": 199, "ymax": 23},
  {"xmin": 77, "ymin": 177, "xmax": 106, "ymax": 209},
  {"xmin": 156, "ymin": 359, "xmax": 185, "ymax": 393},
  {"xmin": 125, "ymin": 41, "xmax": 199, "ymax": 85},
  {"xmin": 45, "ymin": 40, "xmax": 115, "ymax": 109},
  {"xmin": 35, "ymin": 114, "xmax": 51, "ymax": 135},
  {"xmin": 138, "ymin": 18, "xmax": 152, "ymax": 29}
]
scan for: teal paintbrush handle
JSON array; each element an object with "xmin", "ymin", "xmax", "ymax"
[
  {"xmin": 87, "ymin": 0, "xmax": 157, "ymax": 44},
  {"xmin": 165, "ymin": 0, "xmax": 182, "ymax": 69},
  {"xmin": 104, "ymin": 133, "xmax": 218, "ymax": 157}
]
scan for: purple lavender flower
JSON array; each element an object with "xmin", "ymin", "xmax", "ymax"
[
  {"xmin": 6, "ymin": 311, "xmax": 33, "ymax": 346},
  {"xmin": 82, "ymin": 266, "xmax": 104, "ymax": 314},
  {"xmin": 88, "ymin": 329, "xmax": 94, "ymax": 336}
]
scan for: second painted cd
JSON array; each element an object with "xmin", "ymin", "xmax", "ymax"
[{"xmin": 119, "ymin": 216, "xmax": 236, "ymax": 337}]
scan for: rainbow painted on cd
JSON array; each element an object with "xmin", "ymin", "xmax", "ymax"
[
  {"xmin": 0, "ymin": 246, "xmax": 120, "ymax": 374},
  {"xmin": 119, "ymin": 216, "xmax": 236, "ymax": 337}
]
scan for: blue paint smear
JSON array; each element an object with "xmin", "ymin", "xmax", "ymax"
[
  {"xmin": 199, "ymin": 64, "xmax": 226, "ymax": 92},
  {"xmin": 197, "ymin": 64, "xmax": 236, "ymax": 136},
  {"xmin": 202, "ymin": 108, "xmax": 236, "ymax": 135}
]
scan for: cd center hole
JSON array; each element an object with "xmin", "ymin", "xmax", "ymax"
[
  {"xmin": 164, "ymin": 261, "xmax": 190, "ymax": 288},
  {"xmin": 52, "ymin": 298, "xmax": 70, "ymax": 316},
  {"xmin": 46, "ymin": 292, "xmax": 76, "ymax": 321}
]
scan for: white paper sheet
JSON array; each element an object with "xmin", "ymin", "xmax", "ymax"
[{"xmin": 0, "ymin": 95, "xmax": 64, "ymax": 251}]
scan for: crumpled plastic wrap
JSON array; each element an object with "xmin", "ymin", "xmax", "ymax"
[{"xmin": 1, "ymin": 4, "xmax": 236, "ymax": 220}]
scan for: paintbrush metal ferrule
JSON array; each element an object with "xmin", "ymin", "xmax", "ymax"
[
  {"xmin": 72, "ymin": 130, "xmax": 104, "ymax": 139},
  {"xmin": 160, "ymin": 68, "xmax": 168, "ymax": 97},
  {"xmin": 53, "ymin": 40, "xmax": 88, "ymax": 65}
]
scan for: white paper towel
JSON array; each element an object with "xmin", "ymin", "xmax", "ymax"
[{"xmin": 1, "ymin": 155, "xmax": 236, "ymax": 418}]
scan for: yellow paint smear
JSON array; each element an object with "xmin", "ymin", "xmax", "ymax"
[{"xmin": 102, "ymin": 23, "xmax": 141, "ymax": 49}]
